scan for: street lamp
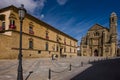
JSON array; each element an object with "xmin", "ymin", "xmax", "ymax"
[{"xmin": 17, "ymin": 4, "xmax": 26, "ymax": 80}]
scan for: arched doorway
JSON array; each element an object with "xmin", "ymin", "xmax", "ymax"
[
  {"xmin": 60, "ymin": 48, "xmax": 63, "ymax": 57},
  {"xmin": 94, "ymin": 49, "xmax": 99, "ymax": 56}
]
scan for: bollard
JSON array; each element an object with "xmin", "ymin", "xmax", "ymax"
[
  {"xmin": 48, "ymin": 68, "xmax": 51, "ymax": 80},
  {"xmin": 81, "ymin": 62, "xmax": 83, "ymax": 67},
  {"xmin": 94, "ymin": 59, "xmax": 95, "ymax": 62},
  {"xmin": 69, "ymin": 63, "xmax": 72, "ymax": 71}
]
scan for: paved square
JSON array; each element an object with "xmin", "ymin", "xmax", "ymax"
[{"xmin": 0, "ymin": 57, "xmax": 104, "ymax": 80}]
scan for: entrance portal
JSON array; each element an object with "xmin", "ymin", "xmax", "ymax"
[
  {"xmin": 60, "ymin": 48, "xmax": 63, "ymax": 57},
  {"xmin": 94, "ymin": 49, "xmax": 99, "ymax": 56}
]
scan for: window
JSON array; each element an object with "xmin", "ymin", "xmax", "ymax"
[
  {"xmin": 64, "ymin": 38, "xmax": 66, "ymax": 44},
  {"xmin": 46, "ymin": 31, "xmax": 49, "ymax": 39},
  {"xmin": 29, "ymin": 26, "xmax": 34, "ymax": 34},
  {"xmin": 112, "ymin": 18, "xmax": 114, "ymax": 22},
  {"xmin": 64, "ymin": 47, "xmax": 66, "ymax": 52},
  {"xmin": 74, "ymin": 49, "xmax": 76, "ymax": 53},
  {"xmin": 2, "ymin": 21, "xmax": 5, "ymax": 30},
  {"xmin": 9, "ymin": 19, "xmax": 16, "ymax": 29},
  {"xmin": 56, "ymin": 45, "xmax": 59, "ymax": 51},
  {"xmin": 0, "ymin": 21, "xmax": 5, "ymax": 30},
  {"xmin": 56, "ymin": 35, "xmax": 59, "ymax": 42},
  {"xmin": 94, "ymin": 32, "xmax": 99, "ymax": 36},
  {"xmin": 70, "ymin": 48, "xmax": 71, "ymax": 53},
  {"xmin": 29, "ymin": 22, "xmax": 34, "ymax": 34},
  {"xmin": 10, "ymin": 20, "xmax": 15, "ymax": 25},
  {"xmin": 29, "ymin": 38, "xmax": 33, "ymax": 49},
  {"xmin": 46, "ymin": 42, "xmax": 49, "ymax": 51}
]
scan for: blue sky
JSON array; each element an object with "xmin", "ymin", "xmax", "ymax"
[{"xmin": 0, "ymin": 0, "xmax": 120, "ymax": 44}]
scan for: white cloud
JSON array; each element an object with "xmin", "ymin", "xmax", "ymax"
[
  {"xmin": 40, "ymin": 14, "xmax": 45, "ymax": 19},
  {"xmin": 0, "ymin": 0, "xmax": 46, "ymax": 13},
  {"xmin": 57, "ymin": 0, "xmax": 68, "ymax": 5}
]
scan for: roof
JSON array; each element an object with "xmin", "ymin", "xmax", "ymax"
[
  {"xmin": 0, "ymin": 5, "xmax": 78, "ymax": 41},
  {"xmin": 88, "ymin": 23, "xmax": 109, "ymax": 31}
]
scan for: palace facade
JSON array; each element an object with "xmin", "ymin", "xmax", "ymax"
[
  {"xmin": 0, "ymin": 5, "xmax": 77, "ymax": 59},
  {"xmin": 80, "ymin": 12, "xmax": 118, "ymax": 57}
]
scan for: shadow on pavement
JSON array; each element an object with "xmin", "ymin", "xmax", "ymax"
[{"xmin": 71, "ymin": 58, "xmax": 120, "ymax": 80}]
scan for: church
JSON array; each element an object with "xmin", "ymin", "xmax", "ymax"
[{"xmin": 80, "ymin": 12, "xmax": 118, "ymax": 57}]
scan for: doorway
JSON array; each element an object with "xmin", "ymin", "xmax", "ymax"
[
  {"xmin": 60, "ymin": 48, "xmax": 63, "ymax": 57},
  {"xmin": 94, "ymin": 49, "xmax": 99, "ymax": 56}
]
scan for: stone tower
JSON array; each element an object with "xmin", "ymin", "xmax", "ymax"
[
  {"xmin": 110, "ymin": 12, "xmax": 118, "ymax": 56},
  {"xmin": 110, "ymin": 12, "xmax": 117, "ymax": 35}
]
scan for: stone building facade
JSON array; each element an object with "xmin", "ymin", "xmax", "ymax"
[
  {"xmin": 80, "ymin": 12, "xmax": 118, "ymax": 57},
  {"xmin": 0, "ymin": 5, "xmax": 77, "ymax": 59}
]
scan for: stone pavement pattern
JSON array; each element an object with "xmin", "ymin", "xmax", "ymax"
[{"xmin": 0, "ymin": 56, "xmax": 104, "ymax": 80}]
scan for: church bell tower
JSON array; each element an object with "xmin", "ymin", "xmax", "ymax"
[
  {"xmin": 110, "ymin": 12, "xmax": 118, "ymax": 56},
  {"xmin": 110, "ymin": 12, "xmax": 117, "ymax": 35}
]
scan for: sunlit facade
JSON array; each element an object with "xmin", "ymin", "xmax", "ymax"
[
  {"xmin": 0, "ymin": 5, "xmax": 77, "ymax": 59},
  {"xmin": 80, "ymin": 12, "xmax": 118, "ymax": 57}
]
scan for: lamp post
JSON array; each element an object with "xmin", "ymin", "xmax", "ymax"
[{"xmin": 17, "ymin": 4, "xmax": 26, "ymax": 80}]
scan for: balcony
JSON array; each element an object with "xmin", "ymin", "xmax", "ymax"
[
  {"xmin": 9, "ymin": 24, "xmax": 16, "ymax": 29},
  {"xmin": 0, "ymin": 26, "xmax": 5, "ymax": 31},
  {"xmin": 46, "ymin": 36, "xmax": 49, "ymax": 40},
  {"xmin": 29, "ymin": 30, "xmax": 34, "ymax": 35}
]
